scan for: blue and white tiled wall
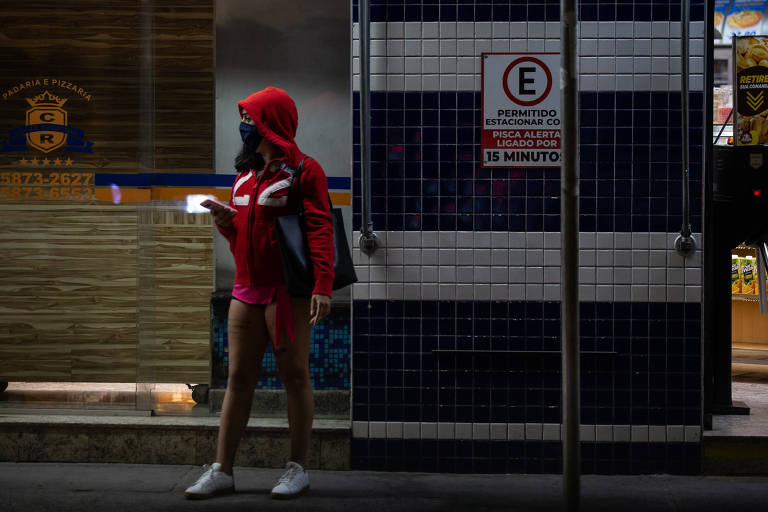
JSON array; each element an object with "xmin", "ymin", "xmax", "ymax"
[{"xmin": 350, "ymin": 1, "xmax": 704, "ymax": 474}]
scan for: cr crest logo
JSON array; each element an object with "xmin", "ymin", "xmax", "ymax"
[
  {"xmin": 26, "ymin": 91, "xmax": 69, "ymax": 153},
  {"xmin": 1, "ymin": 79, "xmax": 94, "ymax": 157}
]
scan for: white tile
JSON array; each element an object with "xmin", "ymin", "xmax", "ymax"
[
  {"xmin": 421, "ymin": 74, "xmax": 438, "ymax": 90},
  {"xmin": 456, "ymin": 284, "xmax": 473, "ymax": 300},
  {"xmin": 579, "ymin": 285, "xmax": 596, "ymax": 301},
  {"xmin": 422, "ymin": 39, "xmax": 440, "ymax": 56},
  {"xmin": 385, "ymin": 21, "xmax": 404, "ymax": 38},
  {"xmin": 510, "ymin": 22, "xmax": 527, "ymax": 38},
  {"xmin": 546, "ymin": 22, "xmax": 559, "ymax": 39},
  {"xmin": 509, "ymin": 250, "xmax": 526, "ymax": 266},
  {"xmin": 649, "ymin": 425, "xmax": 666, "ymax": 443},
  {"xmin": 422, "ymin": 231, "xmax": 438, "ymax": 247},
  {"xmin": 542, "ymin": 423, "xmax": 561, "ymax": 441},
  {"xmin": 457, "ymin": 39, "xmax": 475, "ymax": 56},
  {"xmin": 386, "ymin": 422, "xmax": 403, "ymax": 439},
  {"xmin": 491, "ymin": 284, "xmax": 508, "ymax": 301},
  {"xmin": 440, "ymin": 39, "xmax": 457, "ymax": 57},
  {"xmin": 440, "ymin": 21, "xmax": 457, "ymax": 38},
  {"xmin": 580, "ymin": 425, "xmax": 596, "ymax": 442},
  {"xmin": 614, "ymin": 286, "xmax": 631, "ymax": 301},
  {"xmin": 526, "ymin": 232, "xmax": 544, "ymax": 249},
  {"xmin": 457, "ymin": 21, "xmax": 474, "ymax": 39},
  {"xmin": 438, "ymin": 422, "xmax": 455, "ymax": 440},
  {"xmin": 492, "ymin": 21, "xmax": 510, "ymax": 38},
  {"xmin": 403, "ymin": 22, "xmax": 419, "ymax": 39},
  {"xmin": 580, "ymin": 22, "xmax": 598, "ymax": 38},
  {"xmin": 509, "ymin": 284, "xmax": 525, "ymax": 300},
  {"xmin": 474, "ymin": 232, "xmax": 491, "ymax": 248},
  {"xmin": 421, "ymin": 422, "xmax": 437, "ymax": 439},
  {"xmin": 527, "ymin": 250, "xmax": 544, "ymax": 267},
  {"xmin": 631, "ymin": 425, "xmax": 649, "ymax": 443},
  {"xmin": 685, "ymin": 285, "xmax": 702, "ymax": 302},
  {"xmin": 528, "ymin": 39, "xmax": 545, "ymax": 52},
  {"xmin": 490, "ymin": 423, "xmax": 507, "ymax": 441},
  {"xmin": 580, "ymin": 232, "xmax": 596, "ymax": 249},
  {"xmin": 403, "ymin": 422, "xmax": 420, "ymax": 440},
  {"xmin": 369, "ymin": 283, "xmax": 387, "ymax": 300},
  {"xmin": 387, "ymin": 283, "xmax": 404, "ymax": 300},
  {"xmin": 596, "ymin": 232, "xmax": 613, "ymax": 249},
  {"xmin": 544, "ymin": 267, "xmax": 560, "ymax": 284},
  {"xmin": 474, "ymin": 284, "xmax": 491, "ymax": 301},
  {"xmin": 455, "ymin": 422, "xmax": 472, "ymax": 440},
  {"xmin": 666, "ymin": 425, "xmax": 685, "ymax": 443},
  {"xmin": 508, "ymin": 423, "xmax": 525, "ymax": 440},
  {"xmin": 596, "ymin": 285, "xmax": 613, "ymax": 301},
  {"xmin": 422, "ymin": 22, "xmax": 439, "ymax": 38},
  {"xmin": 422, "ymin": 283, "xmax": 438, "ymax": 300},
  {"xmin": 544, "ymin": 284, "xmax": 561, "ymax": 301},
  {"xmin": 473, "ymin": 423, "xmax": 490, "ymax": 440},
  {"xmin": 544, "ymin": 232, "xmax": 561, "ymax": 249},
  {"xmin": 509, "ymin": 232, "xmax": 526, "ymax": 248},
  {"xmin": 353, "ymin": 421, "xmax": 369, "ymax": 438},
  {"xmin": 684, "ymin": 426, "xmax": 701, "ymax": 443},
  {"xmin": 613, "ymin": 425, "xmax": 631, "ymax": 442},
  {"xmin": 634, "ymin": 22, "xmax": 651, "ymax": 38},
  {"xmin": 667, "ymin": 285, "xmax": 684, "ymax": 302},
  {"xmin": 595, "ymin": 425, "xmax": 613, "ymax": 442},
  {"xmin": 369, "ymin": 421, "xmax": 386, "ymax": 439},
  {"xmin": 525, "ymin": 423, "xmax": 543, "ymax": 440}
]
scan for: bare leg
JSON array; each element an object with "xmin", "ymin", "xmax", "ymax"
[
  {"xmin": 266, "ymin": 298, "xmax": 313, "ymax": 467},
  {"xmin": 215, "ymin": 299, "xmax": 269, "ymax": 475}
]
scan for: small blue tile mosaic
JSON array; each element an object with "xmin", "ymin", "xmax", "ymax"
[{"xmin": 211, "ymin": 295, "xmax": 351, "ymax": 390}]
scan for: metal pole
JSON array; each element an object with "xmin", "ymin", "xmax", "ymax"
[
  {"xmin": 358, "ymin": 0, "xmax": 378, "ymax": 255},
  {"xmin": 560, "ymin": 0, "xmax": 580, "ymax": 510},
  {"xmin": 675, "ymin": 0, "xmax": 696, "ymax": 257}
]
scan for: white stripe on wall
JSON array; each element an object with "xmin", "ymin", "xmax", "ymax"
[
  {"xmin": 352, "ymin": 21, "xmax": 705, "ymax": 92},
  {"xmin": 352, "ymin": 421, "xmax": 702, "ymax": 443},
  {"xmin": 352, "ymin": 231, "xmax": 703, "ymax": 303}
]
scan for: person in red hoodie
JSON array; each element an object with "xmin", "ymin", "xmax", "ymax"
[{"xmin": 185, "ymin": 87, "xmax": 334, "ymax": 500}]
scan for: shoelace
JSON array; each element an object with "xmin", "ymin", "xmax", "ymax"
[
  {"xmin": 193, "ymin": 464, "xmax": 214, "ymax": 485},
  {"xmin": 277, "ymin": 465, "xmax": 301, "ymax": 484}
]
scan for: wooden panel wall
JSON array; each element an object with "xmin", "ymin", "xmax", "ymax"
[
  {"xmin": 0, "ymin": 1, "xmax": 215, "ymax": 383},
  {"xmin": 0, "ymin": 0, "xmax": 214, "ymax": 172},
  {"xmin": 0, "ymin": 204, "xmax": 214, "ymax": 383}
]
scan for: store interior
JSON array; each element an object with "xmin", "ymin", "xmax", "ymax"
[{"xmin": 711, "ymin": 35, "xmax": 768, "ymax": 438}]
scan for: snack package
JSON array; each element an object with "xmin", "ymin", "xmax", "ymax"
[
  {"xmin": 732, "ymin": 255, "xmax": 743, "ymax": 293},
  {"xmin": 734, "ymin": 35, "xmax": 768, "ymax": 145},
  {"xmin": 741, "ymin": 256, "xmax": 757, "ymax": 294}
]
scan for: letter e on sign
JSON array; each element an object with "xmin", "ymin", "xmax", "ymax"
[{"xmin": 502, "ymin": 56, "xmax": 552, "ymax": 107}]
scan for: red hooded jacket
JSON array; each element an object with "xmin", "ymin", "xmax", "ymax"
[{"xmin": 217, "ymin": 87, "xmax": 334, "ymax": 318}]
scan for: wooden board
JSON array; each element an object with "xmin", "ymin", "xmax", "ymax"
[
  {"xmin": 732, "ymin": 299, "xmax": 768, "ymax": 345},
  {"xmin": 0, "ymin": 203, "xmax": 214, "ymax": 383}
]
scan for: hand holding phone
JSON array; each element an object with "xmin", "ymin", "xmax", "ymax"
[{"xmin": 201, "ymin": 197, "xmax": 237, "ymax": 227}]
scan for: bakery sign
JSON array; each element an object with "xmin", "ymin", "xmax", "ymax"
[
  {"xmin": 481, "ymin": 53, "xmax": 561, "ymax": 168},
  {"xmin": 734, "ymin": 36, "xmax": 768, "ymax": 145}
]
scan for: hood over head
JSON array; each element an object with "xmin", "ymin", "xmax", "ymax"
[{"xmin": 237, "ymin": 87, "xmax": 301, "ymax": 167}]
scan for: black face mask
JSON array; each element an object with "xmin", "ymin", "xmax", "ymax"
[
  {"xmin": 239, "ymin": 122, "xmax": 263, "ymax": 153},
  {"xmin": 234, "ymin": 142, "xmax": 265, "ymax": 173}
]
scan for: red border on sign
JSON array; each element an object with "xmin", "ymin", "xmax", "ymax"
[
  {"xmin": 502, "ymin": 56, "xmax": 553, "ymax": 107},
  {"xmin": 480, "ymin": 53, "xmax": 560, "ymax": 169}
]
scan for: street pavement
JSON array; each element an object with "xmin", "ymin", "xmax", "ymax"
[{"xmin": 1, "ymin": 462, "xmax": 767, "ymax": 511}]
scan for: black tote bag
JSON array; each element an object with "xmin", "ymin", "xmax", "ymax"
[{"xmin": 274, "ymin": 158, "xmax": 357, "ymax": 298}]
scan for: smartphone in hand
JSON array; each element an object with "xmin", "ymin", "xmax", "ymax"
[{"xmin": 200, "ymin": 197, "xmax": 237, "ymax": 215}]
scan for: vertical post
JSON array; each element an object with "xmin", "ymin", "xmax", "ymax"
[
  {"xmin": 675, "ymin": 0, "xmax": 696, "ymax": 257},
  {"xmin": 358, "ymin": 0, "xmax": 378, "ymax": 255},
  {"xmin": 560, "ymin": 0, "xmax": 580, "ymax": 510}
]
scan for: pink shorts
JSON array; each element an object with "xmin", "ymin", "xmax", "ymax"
[{"xmin": 232, "ymin": 283, "xmax": 296, "ymax": 347}]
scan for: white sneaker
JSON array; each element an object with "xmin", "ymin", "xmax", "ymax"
[
  {"xmin": 184, "ymin": 462, "xmax": 235, "ymax": 499},
  {"xmin": 270, "ymin": 461, "xmax": 309, "ymax": 499}
]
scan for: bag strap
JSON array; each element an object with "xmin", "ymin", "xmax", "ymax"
[{"xmin": 292, "ymin": 156, "xmax": 334, "ymax": 212}]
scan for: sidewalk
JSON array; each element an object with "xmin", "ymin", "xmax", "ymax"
[{"xmin": 1, "ymin": 462, "xmax": 767, "ymax": 512}]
